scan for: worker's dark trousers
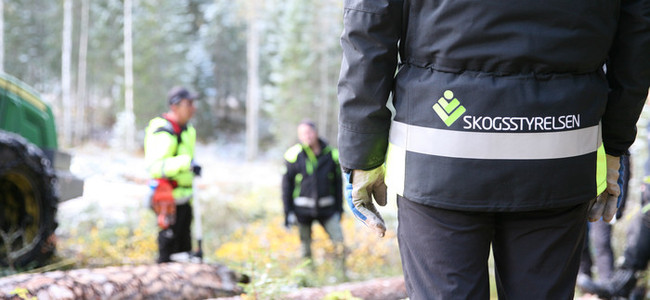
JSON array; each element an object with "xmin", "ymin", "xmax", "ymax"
[
  {"xmin": 579, "ymin": 220, "xmax": 615, "ymax": 280},
  {"xmin": 621, "ymin": 205, "xmax": 650, "ymax": 271},
  {"xmin": 157, "ymin": 203, "xmax": 193, "ymax": 263},
  {"xmin": 397, "ymin": 197, "xmax": 588, "ymax": 300}
]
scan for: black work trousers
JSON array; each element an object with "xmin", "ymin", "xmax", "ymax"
[
  {"xmin": 579, "ymin": 220, "xmax": 615, "ymax": 280},
  {"xmin": 621, "ymin": 203, "xmax": 650, "ymax": 271},
  {"xmin": 157, "ymin": 203, "xmax": 193, "ymax": 263},
  {"xmin": 397, "ymin": 197, "xmax": 588, "ymax": 300}
]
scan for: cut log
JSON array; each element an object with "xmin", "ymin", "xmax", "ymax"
[
  {"xmin": 211, "ymin": 276, "xmax": 406, "ymax": 300},
  {"xmin": 283, "ymin": 276, "xmax": 406, "ymax": 300},
  {"xmin": 0, "ymin": 262, "xmax": 243, "ymax": 300}
]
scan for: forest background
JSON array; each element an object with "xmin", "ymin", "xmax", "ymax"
[{"xmin": 2, "ymin": 0, "xmax": 342, "ymax": 156}]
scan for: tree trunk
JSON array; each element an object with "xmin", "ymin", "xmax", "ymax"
[
  {"xmin": 317, "ymin": 1, "xmax": 330, "ymax": 141},
  {"xmin": 123, "ymin": 0, "xmax": 135, "ymax": 151},
  {"xmin": 74, "ymin": 0, "xmax": 89, "ymax": 145},
  {"xmin": 0, "ymin": 263, "xmax": 243, "ymax": 300},
  {"xmin": 212, "ymin": 276, "xmax": 408, "ymax": 300},
  {"xmin": 61, "ymin": 0, "xmax": 73, "ymax": 147},
  {"xmin": 285, "ymin": 277, "xmax": 407, "ymax": 300},
  {"xmin": 245, "ymin": 8, "xmax": 260, "ymax": 161},
  {"xmin": 211, "ymin": 276, "xmax": 406, "ymax": 300},
  {"xmin": 0, "ymin": 0, "xmax": 4, "ymax": 73}
]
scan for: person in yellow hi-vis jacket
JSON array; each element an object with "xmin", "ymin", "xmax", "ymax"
[{"xmin": 144, "ymin": 86, "xmax": 201, "ymax": 263}]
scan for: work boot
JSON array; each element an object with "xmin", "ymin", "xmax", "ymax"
[
  {"xmin": 157, "ymin": 228, "xmax": 175, "ymax": 263},
  {"xmin": 582, "ymin": 268, "xmax": 638, "ymax": 299}
]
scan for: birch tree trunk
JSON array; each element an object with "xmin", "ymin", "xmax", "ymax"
[
  {"xmin": 61, "ymin": 0, "xmax": 73, "ymax": 147},
  {"xmin": 245, "ymin": 2, "xmax": 260, "ymax": 161},
  {"xmin": 123, "ymin": 0, "xmax": 135, "ymax": 151},
  {"xmin": 0, "ymin": 263, "xmax": 243, "ymax": 300},
  {"xmin": 74, "ymin": 0, "xmax": 89, "ymax": 145},
  {"xmin": 317, "ymin": 1, "xmax": 331, "ymax": 140},
  {"xmin": 0, "ymin": 0, "xmax": 4, "ymax": 73}
]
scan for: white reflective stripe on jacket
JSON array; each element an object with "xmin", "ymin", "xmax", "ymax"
[
  {"xmin": 388, "ymin": 120, "xmax": 601, "ymax": 160},
  {"xmin": 294, "ymin": 196, "xmax": 336, "ymax": 208}
]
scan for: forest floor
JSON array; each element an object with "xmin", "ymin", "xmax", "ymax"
[
  {"xmin": 53, "ymin": 141, "xmax": 404, "ymax": 299},
  {"xmin": 47, "ymin": 138, "xmax": 650, "ymax": 299}
]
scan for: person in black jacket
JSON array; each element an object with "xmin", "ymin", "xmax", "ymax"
[
  {"xmin": 581, "ymin": 204, "xmax": 650, "ymax": 299},
  {"xmin": 282, "ymin": 120, "xmax": 344, "ymax": 260},
  {"xmin": 579, "ymin": 122, "xmax": 650, "ymax": 299},
  {"xmin": 337, "ymin": 0, "xmax": 650, "ymax": 298},
  {"xmin": 578, "ymin": 154, "xmax": 631, "ymax": 289}
]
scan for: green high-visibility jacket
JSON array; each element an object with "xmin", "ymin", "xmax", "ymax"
[{"xmin": 144, "ymin": 116, "xmax": 196, "ymax": 204}]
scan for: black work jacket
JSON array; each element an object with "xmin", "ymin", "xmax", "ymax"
[
  {"xmin": 338, "ymin": 0, "xmax": 650, "ymax": 211},
  {"xmin": 282, "ymin": 140, "xmax": 343, "ymax": 223}
]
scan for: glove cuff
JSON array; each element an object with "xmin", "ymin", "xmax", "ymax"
[{"xmin": 605, "ymin": 154, "xmax": 620, "ymax": 166}]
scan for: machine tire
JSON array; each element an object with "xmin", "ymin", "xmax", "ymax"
[{"xmin": 0, "ymin": 131, "xmax": 58, "ymax": 268}]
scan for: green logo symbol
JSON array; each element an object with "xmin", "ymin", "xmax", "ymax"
[{"xmin": 433, "ymin": 90, "xmax": 466, "ymax": 127}]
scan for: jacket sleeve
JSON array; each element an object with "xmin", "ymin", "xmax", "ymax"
[
  {"xmin": 334, "ymin": 154, "xmax": 343, "ymax": 214},
  {"xmin": 602, "ymin": 0, "xmax": 650, "ymax": 156},
  {"xmin": 337, "ymin": 0, "xmax": 403, "ymax": 170},
  {"xmin": 145, "ymin": 131, "xmax": 192, "ymax": 179},
  {"xmin": 281, "ymin": 160, "xmax": 296, "ymax": 217}
]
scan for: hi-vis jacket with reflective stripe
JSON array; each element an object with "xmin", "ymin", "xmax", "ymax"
[
  {"xmin": 144, "ymin": 116, "xmax": 196, "ymax": 205},
  {"xmin": 282, "ymin": 140, "xmax": 343, "ymax": 223},
  {"xmin": 338, "ymin": 0, "xmax": 650, "ymax": 211}
]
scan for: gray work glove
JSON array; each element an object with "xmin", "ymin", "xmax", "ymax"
[
  {"xmin": 588, "ymin": 154, "xmax": 622, "ymax": 222},
  {"xmin": 344, "ymin": 166, "xmax": 387, "ymax": 237}
]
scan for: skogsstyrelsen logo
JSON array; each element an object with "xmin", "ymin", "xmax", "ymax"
[
  {"xmin": 433, "ymin": 90, "xmax": 466, "ymax": 127},
  {"xmin": 433, "ymin": 89, "xmax": 582, "ymax": 131}
]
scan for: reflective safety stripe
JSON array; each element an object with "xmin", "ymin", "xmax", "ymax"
[
  {"xmin": 389, "ymin": 121, "xmax": 600, "ymax": 160},
  {"xmin": 385, "ymin": 143, "xmax": 406, "ymax": 197},
  {"xmin": 303, "ymin": 144, "xmax": 317, "ymax": 175},
  {"xmin": 596, "ymin": 144, "xmax": 607, "ymax": 196},
  {"xmin": 175, "ymin": 195, "xmax": 192, "ymax": 205},
  {"xmin": 295, "ymin": 197, "xmax": 314, "ymax": 207},
  {"xmin": 293, "ymin": 173, "xmax": 303, "ymax": 199},
  {"xmin": 320, "ymin": 196, "xmax": 335, "ymax": 207},
  {"xmin": 294, "ymin": 196, "xmax": 335, "ymax": 208}
]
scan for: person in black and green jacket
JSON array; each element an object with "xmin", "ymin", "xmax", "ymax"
[
  {"xmin": 282, "ymin": 120, "xmax": 344, "ymax": 260},
  {"xmin": 144, "ymin": 86, "xmax": 201, "ymax": 263}
]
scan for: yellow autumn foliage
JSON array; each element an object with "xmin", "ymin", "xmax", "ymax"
[
  {"xmin": 58, "ymin": 212, "xmax": 158, "ymax": 267},
  {"xmin": 215, "ymin": 214, "xmax": 401, "ymax": 287}
]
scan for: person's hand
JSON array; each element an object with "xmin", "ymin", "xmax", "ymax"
[
  {"xmin": 588, "ymin": 154, "xmax": 622, "ymax": 222},
  {"xmin": 285, "ymin": 211, "xmax": 297, "ymax": 229},
  {"xmin": 191, "ymin": 160, "xmax": 202, "ymax": 176},
  {"xmin": 344, "ymin": 166, "xmax": 387, "ymax": 237}
]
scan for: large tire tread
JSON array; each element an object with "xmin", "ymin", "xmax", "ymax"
[{"xmin": 0, "ymin": 130, "xmax": 58, "ymax": 269}]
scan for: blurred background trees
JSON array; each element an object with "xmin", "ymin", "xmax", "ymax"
[{"xmin": 1, "ymin": 0, "xmax": 343, "ymax": 157}]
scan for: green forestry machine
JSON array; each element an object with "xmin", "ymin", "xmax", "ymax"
[{"xmin": 0, "ymin": 73, "xmax": 83, "ymax": 269}]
